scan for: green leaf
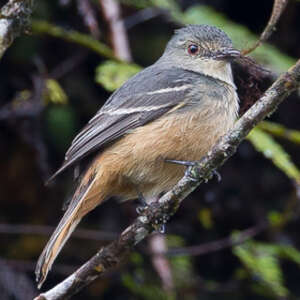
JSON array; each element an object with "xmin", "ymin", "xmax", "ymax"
[
  {"xmin": 197, "ymin": 208, "xmax": 214, "ymax": 229},
  {"xmin": 278, "ymin": 245, "xmax": 300, "ymax": 266},
  {"xmin": 259, "ymin": 121, "xmax": 300, "ymax": 145},
  {"xmin": 44, "ymin": 79, "xmax": 68, "ymax": 105},
  {"xmin": 268, "ymin": 211, "xmax": 285, "ymax": 228},
  {"xmin": 247, "ymin": 127, "xmax": 300, "ymax": 183},
  {"xmin": 95, "ymin": 60, "xmax": 142, "ymax": 91},
  {"xmin": 233, "ymin": 240, "xmax": 288, "ymax": 297}
]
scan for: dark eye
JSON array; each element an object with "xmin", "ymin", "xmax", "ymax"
[{"xmin": 187, "ymin": 44, "xmax": 199, "ymax": 55}]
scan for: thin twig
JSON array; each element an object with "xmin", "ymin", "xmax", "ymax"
[
  {"xmin": 0, "ymin": 0, "xmax": 35, "ymax": 59},
  {"xmin": 165, "ymin": 222, "xmax": 267, "ymax": 257},
  {"xmin": 242, "ymin": 0, "xmax": 289, "ymax": 55},
  {"xmin": 124, "ymin": 7, "xmax": 163, "ymax": 29},
  {"xmin": 76, "ymin": 0, "xmax": 100, "ymax": 39},
  {"xmin": 34, "ymin": 58, "xmax": 300, "ymax": 300},
  {"xmin": 99, "ymin": 0, "xmax": 132, "ymax": 62},
  {"xmin": 149, "ymin": 234, "xmax": 174, "ymax": 292},
  {"xmin": 49, "ymin": 51, "xmax": 87, "ymax": 79},
  {"xmin": 0, "ymin": 223, "xmax": 117, "ymax": 242}
]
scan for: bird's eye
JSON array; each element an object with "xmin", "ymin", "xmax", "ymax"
[{"xmin": 187, "ymin": 44, "xmax": 199, "ymax": 55}]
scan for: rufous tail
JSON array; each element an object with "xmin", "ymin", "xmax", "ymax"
[{"xmin": 35, "ymin": 173, "xmax": 103, "ymax": 289}]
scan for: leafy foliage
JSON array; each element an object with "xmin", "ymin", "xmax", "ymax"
[
  {"xmin": 233, "ymin": 238, "xmax": 300, "ymax": 298},
  {"xmin": 259, "ymin": 121, "xmax": 300, "ymax": 145},
  {"xmin": 44, "ymin": 79, "xmax": 68, "ymax": 105},
  {"xmin": 247, "ymin": 127, "xmax": 300, "ymax": 183},
  {"xmin": 95, "ymin": 60, "xmax": 141, "ymax": 91}
]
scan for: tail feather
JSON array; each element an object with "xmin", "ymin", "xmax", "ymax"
[{"xmin": 35, "ymin": 174, "xmax": 99, "ymax": 289}]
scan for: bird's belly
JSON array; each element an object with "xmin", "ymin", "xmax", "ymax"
[{"xmin": 103, "ymin": 108, "xmax": 234, "ymax": 200}]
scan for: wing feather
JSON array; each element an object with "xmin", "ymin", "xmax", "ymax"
[{"xmin": 49, "ymin": 66, "xmax": 197, "ymax": 181}]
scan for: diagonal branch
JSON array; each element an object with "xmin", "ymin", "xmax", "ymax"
[
  {"xmin": 34, "ymin": 58, "xmax": 300, "ymax": 300},
  {"xmin": 242, "ymin": 0, "xmax": 289, "ymax": 55},
  {"xmin": 0, "ymin": 0, "xmax": 35, "ymax": 59}
]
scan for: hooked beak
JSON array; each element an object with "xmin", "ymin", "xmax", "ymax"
[{"xmin": 214, "ymin": 48, "xmax": 241, "ymax": 61}]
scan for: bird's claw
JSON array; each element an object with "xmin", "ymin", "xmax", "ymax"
[
  {"xmin": 165, "ymin": 159, "xmax": 196, "ymax": 167},
  {"xmin": 212, "ymin": 169, "xmax": 222, "ymax": 182},
  {"xmin": 166, "ymin": 159, "xmax": 199, "ymax": 182},
  {"xmin": 166, "ymin": 159, "xmax": 221, "ymax": 183},
  {"xmin": 158, "ymin": 224, "xmax": 165, "ymax": 234},
  {"xmin": 152, "ymin": 215, "xmax": 169, "ymax": 234}
]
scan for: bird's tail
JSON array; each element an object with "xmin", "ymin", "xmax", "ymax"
[{"xmin": 35, "ymin": 169, "xmax": 104, "ymax": 289}]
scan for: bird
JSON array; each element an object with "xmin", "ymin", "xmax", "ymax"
[{"xmin": 35, "ymin": 24, "xmax": 240, "ymax": 288}]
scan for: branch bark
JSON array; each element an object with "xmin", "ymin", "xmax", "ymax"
[
  {"xmin": 0, "ymin": 0, "xmax": 35, "ymax": 59},
  {"xmin": 34, "ymin": 58, "xmax": 300, "ymax": 300}
]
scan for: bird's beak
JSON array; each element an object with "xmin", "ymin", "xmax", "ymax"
[{"xmin": 214, "ymin": 48, "xmax": 240, "ymax": 61}]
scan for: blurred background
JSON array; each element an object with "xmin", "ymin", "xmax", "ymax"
[{"xmin": 1, "ymin": 0, "xmax": 300, "ymax": 299}]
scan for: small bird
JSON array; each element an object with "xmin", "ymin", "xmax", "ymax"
[{"xmin": 36, "ymin": 24, "xmax": 240, "ymax": 287}]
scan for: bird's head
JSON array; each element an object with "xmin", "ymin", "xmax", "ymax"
[{"xmin": 159, "ymin": 24, "xmax": 240, "ymax": 87}]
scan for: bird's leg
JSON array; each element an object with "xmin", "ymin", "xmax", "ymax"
[
  {"xmin": 165, "ymin": 159, "xmax": 221, "ymax": 182},
  {"xmin": 165, "ymin": 159, "xmax": 196, "ymax": 167},
  {"xmin": 165, "ymin": 159, "xmax": 198, "ymax": 181},
  {"xmin": 136, "ymin": 191, "xmax": 168, "ymax": 234}
]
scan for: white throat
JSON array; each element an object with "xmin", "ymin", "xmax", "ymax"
[{"xmin": 178, "ymin": 59, "xmax": 236, "ymax": 89}]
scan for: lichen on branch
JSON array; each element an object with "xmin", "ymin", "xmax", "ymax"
[{"xmin": 0, "ymin": 0, "xmax": 35, "ymax": 59}]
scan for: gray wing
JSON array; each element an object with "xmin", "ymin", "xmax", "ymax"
[{"xmin": 49, "ymin": 66, "xmax": 197, "ymax": 180}]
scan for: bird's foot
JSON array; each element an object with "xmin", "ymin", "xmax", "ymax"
[
  {"xmin": 165, "ymin": 159, "xmax": 196, "ymax": 167},
  {"xmin": 212, "ymin": 169, "xmax": 222, "ymax": 182},
  {"xmin": 166, "ymin": 159, "xmax": 222, "ymax": 183},
  {"xmin": 136, "ymin": 192, "xmax": 148, "ymax": 215},
  {"xmin": 152, "ymin": 215, "xmax": 169, "ymax": 234}
]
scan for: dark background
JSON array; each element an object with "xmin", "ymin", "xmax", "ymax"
[{"xmin": 1, "ymin": 0, "xmax": 300, "ymax": 299}]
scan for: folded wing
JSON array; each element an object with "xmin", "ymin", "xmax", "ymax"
[{"xmin": 49, "ymin": 66, "xmax": 196, "ymax": 180}]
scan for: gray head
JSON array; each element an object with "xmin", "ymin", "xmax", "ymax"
[
  {"xmin": 158, "ymin": 25, "xmax": 240, "ymax": 86},
  {"xmin": 164, "ymin": 24, "xmax": 239, "ymax": 61}
]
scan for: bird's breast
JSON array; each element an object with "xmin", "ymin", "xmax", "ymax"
[{"xmin": 101, "ymin": 87, "xmax": 238, "ymax": 200}]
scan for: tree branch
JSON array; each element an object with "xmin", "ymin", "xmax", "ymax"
[
  {"xmin": 34, "ymin": 57, "xmax": 300, "ymax": 300},
  {"xmin": 0, "ymin": 0, "xmax": 35, "ymax": 59},
  {"xmin": 31, "ymin": 20, "xmax": 116, "ymax": 60}
]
